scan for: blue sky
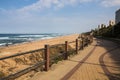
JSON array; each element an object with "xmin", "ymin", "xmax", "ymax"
[{"xmin": 0, "ymin": 0, "xmax": 120, "ymax": 33}]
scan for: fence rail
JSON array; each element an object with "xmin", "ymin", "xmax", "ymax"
[
  {"xmin": 0, "ymin": 48, "xmax": 45, "ymax": 60},
  {"xmin": 0, "ymin": 35, "xmax": 93, "ymax": 80},
  {"xmin": 1, "ymin": 61, "xmax": 45, "ymax": 80}
]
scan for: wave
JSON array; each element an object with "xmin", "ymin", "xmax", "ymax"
[
  {"xmin": 17, "ymin": 35, "xmax": 44, "ymax": 38},
  {"xmin": 40, "ymin": 36, "xmax": 54, "ymax": 40},
  {"xmin": 0, "ymin": 33, "xmax": 65, "ymax": 47},
  {"xmin": 0, "ymin": 37, "xmax": 9, "ymax": 40},
  {"xmin": 0, "ymin": 43, "xmax": 6, "ymax": 46},
  {"xmin": 0, "ymin": 42, "xmax": 12, "ymax": 46}
]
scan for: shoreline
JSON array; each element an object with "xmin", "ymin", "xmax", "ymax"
[
  {"xmin": 0, "ymin": 33, "xmax": 66, "ymax": 48},
  {"xmin": 0, "ymin": 34, "xmax": 79, "ymax": 58}
]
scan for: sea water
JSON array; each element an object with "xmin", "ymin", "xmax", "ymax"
[{"xmin": 0, "ymin": 33, "xmax": 66, "ymax": 46}]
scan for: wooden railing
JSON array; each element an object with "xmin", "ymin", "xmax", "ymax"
[{"xmin": 0, "ymin": 35, "xmax": 93, "ymax": 80}]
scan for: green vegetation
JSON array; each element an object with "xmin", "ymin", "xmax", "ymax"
[
  {"xmin": 114, "ymin": 22, "xmax": 120, "ymax": 38},
  {"xmin": 0, "ymin": 71, "xmax": 5, "ymax": 78},
  {"xmin": 92, "ymin": 22, "xmax": 120, "ymax": 38}
]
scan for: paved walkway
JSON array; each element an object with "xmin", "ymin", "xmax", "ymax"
[{"xmin": 29, "ymin": 38, "xmax": 120, "ymax": 80}]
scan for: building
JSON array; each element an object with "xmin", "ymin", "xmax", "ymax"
[
  {"xmin": 115, "ymin": 9, "xmax": 120, "ymax": 24},
  {"xmin": 109, "ymin": 20, "xmax": 115, "ymax": 26}
]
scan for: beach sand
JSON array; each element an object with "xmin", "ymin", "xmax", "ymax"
[
  {"xmin": 0, "ymin": 34, "xmax": 79, "ymax": 79},
  {"xmin": 0, "ymin": 34, "xmax": 79, "ymax": 58}
]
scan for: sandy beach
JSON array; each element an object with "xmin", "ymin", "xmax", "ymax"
[
  {"xmin": 0, "ymin": 34, "xmax": 79, "ymax": 58},
  {"xmin": 0, "ymin": 34, "xmax": 79, "ymax": 79}
]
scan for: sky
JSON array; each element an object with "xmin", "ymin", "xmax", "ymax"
[{"xmin": 0, "ymin": 0, "xmax": 120, "ymax": 33}]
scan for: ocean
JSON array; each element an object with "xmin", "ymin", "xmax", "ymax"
[{"xmin": 0, "ymin": 33, "xmax": 65, "ymax": 47}]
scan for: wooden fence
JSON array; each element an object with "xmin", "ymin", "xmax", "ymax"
[{"xmin": 0, "ymin": 35, "xmax": 93, "ymax": 80}]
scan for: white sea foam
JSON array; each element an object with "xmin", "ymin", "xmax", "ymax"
[
  {"xmin": 0, "ymin": 34, "xmax": 65, "ymax": 47},
  {"xmin": 0, "ymin": 37, "xmax": 9, "ymax": 40},
  {"xmin": 41, "ymin": 36, "xmax": 54, "ymax": 40},
  {"xmin": 0, "ymin": 42, "xmax": 13, "ymax": 46},
  {"xmin": 18, "ymin": 35, "xmax": 44, "ymax": 38},
  {"xmin": 0, "ymin": 43, "xmax": 6, "ymax": 46}
]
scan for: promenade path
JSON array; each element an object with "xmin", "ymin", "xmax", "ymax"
[{"xmin": 29, "ymin": 38, "xmax": 120, "ymax": 80}]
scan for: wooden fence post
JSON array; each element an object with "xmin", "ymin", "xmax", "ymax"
[
  {"xmin": 65, "ymin": 41, "xmax": 68, "ymax": 60},
  {"xmin": 44, "ymin": 45, "xmax": 50, "ymax": 71},
  {"xmin": 82, "ymin": 39, "xmax": 84, "ymax": 50},
  {"xmin": 86, "ymin": 38, "xmax": 88, "ymax": 47},
  {"xmin": 76, "ymin": 39, "xmax": 78, "ymax": 54}
]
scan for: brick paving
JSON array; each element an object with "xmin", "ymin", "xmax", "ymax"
[{"xmin": 29, "ymin": 38, "xmax": 120, "ymax": 80}]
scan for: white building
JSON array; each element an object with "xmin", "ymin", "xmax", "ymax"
[
  {"xmin": 115, "ymin": 9, "xmax": 120, "ymax": 24},
  {"xmin": 109, "ymin": 20, "xmax": 115, "ymax": 26}
]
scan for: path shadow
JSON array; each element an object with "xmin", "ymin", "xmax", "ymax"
[
  {"xmin": 96, "ymin": 38, "xmax": 120, "ymax": 80},
  {"xmin": 96, "ymin": 38, "xmax": 120, "ymax": 66},
  {"xmin": 99, "ymin": 72, "xmax": 120, "ymax": 80},
  {"xmin": 68, "ymin": 59, "xmax": 120, "ymax": 69}
]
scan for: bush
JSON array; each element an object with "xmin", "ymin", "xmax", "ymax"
[{"xmin": 0, "ymin": 71, "xmax": 5, "ymax": 78}]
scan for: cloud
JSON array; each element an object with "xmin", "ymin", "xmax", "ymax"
[
  {"xmin": 0, "ymin": 0, "xmax": 96, "ymax": 20},
  {"xmin": 17, "ymin": 0, "xmax": 94, "ymax": 13},
  {"xmin": 0, "ymin": 0, "xmax": 116, "ymax": 33},
  {"xmin": 80, "ymin": 0, "xmax": 94, "ymax": 2},
  {"xmin": 1, "ymin": 0, "xmax": 120, "ymax": 15},
  {"xmin": 0, "ymin": 15, "xmax": 101, "ymax": 33},
  {"xmin": 101, "ymin": 0, "xmax": 120, "ymax": 7},
  {"xmin": 18, "ymin": 0, "xmax": 61, "ymax": 13}
]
